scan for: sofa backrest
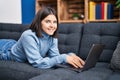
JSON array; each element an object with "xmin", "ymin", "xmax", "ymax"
[
  {"xmin": 58, "ymin": 23, "xmax": 83, "ymax": 54},
  {"xmin": 0, "ymin": 23, "xmax": 29, "ymax": 40},
  {"xmin": 79, "ymin": 23, "xmax": 120, "ymax": 62}
]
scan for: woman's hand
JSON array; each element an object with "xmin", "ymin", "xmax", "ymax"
[{"xmin": 66, "ymin": 53, "xmax": 85, "ymax": 68}]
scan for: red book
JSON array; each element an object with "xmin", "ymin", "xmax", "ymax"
[{"xmin": 101, "ymin": 2, "xmax": 104, "ymax": 19}]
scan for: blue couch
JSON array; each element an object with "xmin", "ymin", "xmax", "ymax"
[{"xmin": 0, "ymin": 22, "xmax": 120, "ymax": 80}]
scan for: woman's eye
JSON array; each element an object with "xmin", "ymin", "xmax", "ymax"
[
  {"xmin": 54, "ymin": 21, "xmax": 57, "ymax": 24},
  {"xmin": 45, "ymin": 20, "xmax": 50, "ymax": 23}
]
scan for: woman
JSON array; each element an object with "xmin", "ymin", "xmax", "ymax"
[{"xmin": 0, "ymin": 7, "xmax": 84, "ymax": 69}]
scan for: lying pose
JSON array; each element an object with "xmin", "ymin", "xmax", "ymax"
[{"xmin": 0, "ymin": 7, "xmax": 85, "ymax": 69}]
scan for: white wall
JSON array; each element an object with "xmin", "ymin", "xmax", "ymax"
[{"xmin": 0, "ymin": 0, "xmax": 21, "ymax": 23}]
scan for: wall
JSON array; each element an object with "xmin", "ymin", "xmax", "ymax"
[
  {"xmin": 0, "ymin": 0, "xmax": 35, "ymax": 24},
  {"xmin": 0, "ymin": 0, "xmax": 21, "ymax": 23}
]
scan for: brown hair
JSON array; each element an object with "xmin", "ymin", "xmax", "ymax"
[{"xmin": 29, "ymin": 7, "xmax": 58, "ymax": 37}]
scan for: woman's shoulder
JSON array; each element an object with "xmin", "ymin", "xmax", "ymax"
[
  {"xmin": 22, "ymin": 29, "xmax": 36, "ymax": 36},
  {"xmin": 21, "ymin": 29, "xmax": 38, "ymax": 40},
  {"xmin": 20, "ymin": 29, "xmax": 39, "ymax": 42}
]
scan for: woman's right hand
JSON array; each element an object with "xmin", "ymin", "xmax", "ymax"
[{"xmin": 66, "ymin": 54, "xmax": 85, "ymax": 68}]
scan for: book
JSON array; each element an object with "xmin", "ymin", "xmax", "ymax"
[
  {"xmin": 104, "ymin": 2, "xmax": 108, "ymax": 20},
  {"xmin": 107, "ymin": 3, "xmax": 113, "ymax": 19},
  {"xmin": 96, "ymin": 4, "xmax": 101, "ymax": 19},
  {"xmin": 89, "ymin": 1, "xmax": 96, "ymax": 20},
  {"xmin": 101, "ymin": 2, "xmax": 105, "ymax": 20}
]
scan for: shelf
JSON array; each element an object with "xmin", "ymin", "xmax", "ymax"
[
  {"xmin": 88, "ymin": 19, "xmax": 120, "ymax": 22},
  {"xmin": 59, "ymin": 20, "xmax": 84, "ymax": 23},
  {"xmin": 58, "ymin": 0, "xmax": 85, "ymax": 23},
  {"xmin": 36, "ymin": 0, "xmax": 57, "ymax": 13},
  {"xmin": 36, "ymin": 0, "xmax": 120, "ymax": 23},
  {"xmin": 88, "ymin": 0, "xmax": 120, "ymax": 23}
]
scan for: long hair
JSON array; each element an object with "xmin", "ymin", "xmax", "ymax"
[{"xmin": 29, "ymin": 7, "xmax": 58, "ymax": 38}]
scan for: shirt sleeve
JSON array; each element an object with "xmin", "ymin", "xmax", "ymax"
[
  {"xmin": 21, "ymin": 32, "xmax": 67, "ymax": 69},
  {"xmin": 47, "ymin": 38, "xmax": 61, "ymax": 57}
]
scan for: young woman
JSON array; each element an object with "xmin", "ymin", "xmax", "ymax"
[{"xmin": 0, "ymin": 7, "xmax": 85, "ymax": 69}]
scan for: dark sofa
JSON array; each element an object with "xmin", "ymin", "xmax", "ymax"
[{"xmin": 0, "ymin": 22, "xmax": 120, "ymax": 80}]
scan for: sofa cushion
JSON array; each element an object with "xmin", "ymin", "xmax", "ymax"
[
  {"xmin": 73, "ymin": 65, "xmax": 112, "ymax": 80},
  {"xmin": 110, "ymin": 41, "xmax": 120, "ymax": 70},
  {"xmin": 58, "ymin": 23, "xmax": 83, "ymax": 55},
  {"xmin": 0, "ymin": 61, "xmax": 53, "ymax": 80},
  {"xmin": 29, "ymin": 62, "xmax": 112, "ymax": 80},
  {"xmin": 68, "ymin": 62, "xmax": 112, "ymax": 80},
  {"xmin": 79, "ymin": 23, "xmax": 120, "ymax": 62},
  {"xmin": 107, "ymin": 72, "xmax": 120, "ymax": 80},
  {"xmin": 29, "ymin": 68, "xmax": 77, "ymax": 80}
]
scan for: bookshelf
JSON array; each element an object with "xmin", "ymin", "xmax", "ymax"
[
  {"xmin": 87, "ymin": 0, "xmax": 120, "ymax": 23},
  {"xmin": 57, "ymin": 0, "xmax": 85, "ymax": 23},
  {"xmin": 36, "ymin": 0, "xmax": 120, "ymax": 23}
]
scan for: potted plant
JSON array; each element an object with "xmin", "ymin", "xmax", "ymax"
[
  {"xmin": 116, "ymin": 0, "xmax": 120, "ymax": 8},
  {"xmin": 72, "ymin": 13, "xmax": 79, "ymax": 20}
]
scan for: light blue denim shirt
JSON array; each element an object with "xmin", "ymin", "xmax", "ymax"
[{"xmin": 11, "ymin": 29, "xmax": 67, "ymax": 69}]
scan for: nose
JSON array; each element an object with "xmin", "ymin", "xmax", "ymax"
[{"xmin": 50, "ymin": 22, "xmax": 55, "ymax": 28}]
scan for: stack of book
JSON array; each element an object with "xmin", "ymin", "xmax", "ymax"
[{"xmin": 89, "ymin": 1, "xmax": 114, "ymax": 20}]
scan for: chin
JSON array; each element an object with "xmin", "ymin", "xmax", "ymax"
[
  {"xmin": 47, "ymin": 33, "xmax": 54, "ymax": 35},
  {"xmin": 49, "ymin": 33, "xmax": 54, "ymax": 35}
]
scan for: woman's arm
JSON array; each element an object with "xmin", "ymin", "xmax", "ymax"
[
  {"xmin": 47, "ymin": 38, "xmax": 85, "ymax": 68},
  {"xmin": 47, "ymin": 38, "xmax": 62, "ymax": 57}
]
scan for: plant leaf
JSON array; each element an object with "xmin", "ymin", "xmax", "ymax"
[
  {"xmin": 116, "ymin": 0, "xmax": 120, "ymax": 8},
  {"xmin": 116, "ymin": 0, "xmax": 120, "ymax": 4}
]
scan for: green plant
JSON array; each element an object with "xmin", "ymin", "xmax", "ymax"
[
  {"xmin": 72, "ymin": 13, "xmax": 79, "ymax": 18},
  {"xmin": 116, "ymin": 0, "xmax": 120, "ymax": 8},
  {"xmin": 72, "ymin": 13, "xmax": 79, "ymax": 20}
]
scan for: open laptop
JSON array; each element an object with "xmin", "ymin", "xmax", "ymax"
[{"xmin": 55, "ymin": 44, "xmax": 105, "ymax": 73}]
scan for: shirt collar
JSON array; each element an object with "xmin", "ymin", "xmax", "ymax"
[{"xmin": 42, "ymin": 31, "xmax": 50, "ymax": 39}]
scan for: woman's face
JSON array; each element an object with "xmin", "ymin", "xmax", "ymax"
[{"xmin": 41, "ymin": 14, "xmax": 57, "ymax": 36}]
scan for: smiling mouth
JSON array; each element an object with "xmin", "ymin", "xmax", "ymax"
[{"xmin": 48, "ymin": 28, "xmax": 55, "ymax": 32}]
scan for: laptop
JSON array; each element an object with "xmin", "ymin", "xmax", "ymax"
[{"xmin": 55, "ymin": 44, "xmax": 105, "ymax": 73}]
